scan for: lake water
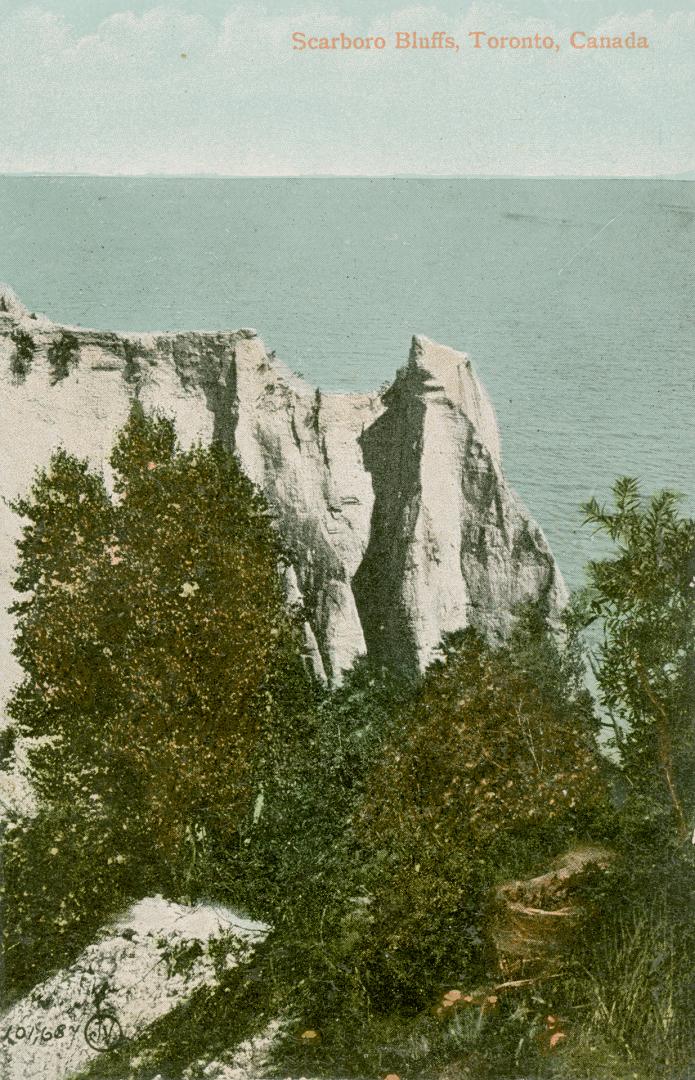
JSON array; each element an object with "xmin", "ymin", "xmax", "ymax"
[{"xmin": 1, "ymin": 176, "xmax": 692, "ymax": 590}]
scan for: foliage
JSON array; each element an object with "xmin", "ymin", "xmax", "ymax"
[
  {"xmin": 122, "ymin": 339, "xmax": 146, "ymax": 385},
  {"xmin": 4, "ymin": 463, "xmax": 693, "ymax": 1080},
  {"xmin": 204, "ymin": 608, "xmax": 614, "ymax": 1077},
  {"xmin": 9, "ymin": 327, "xmax": 36, "ymax": 381},
  {"xmin": 580, "ymin": 478, "xmax": 695, "ymax": 847},
  {"xmin": 2, "ymin": 405, "xmax": 312, "ymax": 998},
  {"xmin": 71, "ymin": 957, "xmax": 275, "ymax": 1080},
  {"xmin": 0, "ymin": 801, "xmax": 157, "ymax": 1001},
  {"xmin": 230, "ymin": 659, "xmax": 408, "ymax": 913},
  {"xmin": 354, "ymin": 608, "xmax": 611, "ymax": 1009},
  {"xmin": 579, "ymin": 902, "xmax": 695, "ymax": 1076},
  {"xmin": 47, "ymin": 330, "xmax": 80, "ymax": 383},
  {"xmin": 535, "ymin": 881, "xmax": 695, "ymax": 1080},
  {"xmin": 536, "ymin": 478, "xmax": 695, "ymax": 1080},
  {"xmin": 204, "ymin": 661, "xmax": 412, "ymax": 1041}
]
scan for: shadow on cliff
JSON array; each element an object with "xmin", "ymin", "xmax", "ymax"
[{"xmin": 352, "ymin": 361, "xmax": 429, "ymax": 675}]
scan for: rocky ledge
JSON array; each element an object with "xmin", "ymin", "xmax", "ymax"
[{"xmin": 0, "ymin": 285, "xmax": 566, "ymax": 688}]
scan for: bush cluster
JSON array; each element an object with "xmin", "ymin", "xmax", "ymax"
[
  {"xmin": 2, "ymin": 426, "xmax": 693, "ymax": 1080},
  {"xmin": 354, "ymin": 612, "xmax": 612, "ymax": 1009},
  {"xmin": 2, "ymin": 405, "xmax": 312, "ymax": 1000}
]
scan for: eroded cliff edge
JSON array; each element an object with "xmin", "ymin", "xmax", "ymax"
[{"xmin": 0, "ymin": 285, "xmax": 567, "ymax": 689}]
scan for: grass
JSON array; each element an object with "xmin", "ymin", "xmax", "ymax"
[
  {"xmin": 72, "ymin": 899, "xmax": 693, "ymax": 1080},
  {"xmin": 546, "ymin": 901, "xmax": 695, "ymax": 1080}
]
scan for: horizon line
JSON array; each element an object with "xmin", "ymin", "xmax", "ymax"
[{"xmin": 0, "ymin": 171, "xmax": 693, "ymax": 181}]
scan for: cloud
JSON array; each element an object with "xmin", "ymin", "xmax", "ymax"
[{"xmin": 0, "ymin": 4, "xmax": 692, "ymax": 175}]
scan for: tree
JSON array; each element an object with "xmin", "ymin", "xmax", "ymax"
[
  {"xmin": 101, "ymin": 405, "xmax": 311, "ymax": 872},
  {"xmin": 581, "ymin": 478, "xmax": 695, "ymax": 846},
  {"xmin": 354, "ymin": 607, "xmax": 611, "ymax": 1008},
  {"xmin": 3, "ymin": 405, "xmax": 311, "ymax": 994}
]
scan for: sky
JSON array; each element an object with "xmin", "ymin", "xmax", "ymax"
[{"xmin": 0, "ymin": 1, "xmax": 693, "ymax": 175}]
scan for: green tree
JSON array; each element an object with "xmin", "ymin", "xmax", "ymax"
[
  {"xmin": 2, "ymin": 405, "xmax": 311, "ymax": 996},
  {"xmin": 354, "ymin": 607, "xmax": 611, "ymax": 1008},
  {"xmin": 581, "ymin": 478, "xmax": 695, "ymax": 846},
  {"xmin": 101, "ymin": 405, "xmax": 311, "ymax": 874}
]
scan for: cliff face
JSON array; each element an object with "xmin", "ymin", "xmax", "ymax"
[{"xmin": 0, "ymin": 285, "xmax": 566, "ymax": 691}]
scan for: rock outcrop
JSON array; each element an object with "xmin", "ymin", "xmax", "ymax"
[
  {"xmin": 0, "ymin": 285, "xmax": 566, "ymax": 693},
  {"xmin": 0, "ymin": 895, "xmax": 268, "ymax": 1080},
  {"xmin": 491, "ymin": 846, "xmax": 615, "ymax": 974}
]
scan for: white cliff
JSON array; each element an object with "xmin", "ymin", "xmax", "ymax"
[{"xmin": 0, "ymin": 284, "xmax": 566, "ymax": 697}]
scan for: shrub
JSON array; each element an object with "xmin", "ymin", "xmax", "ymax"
[
  {"xmin": 354, "ymin": 608, "xmax": 612, "ymax": 1009},
  {"xmin": 580, "ymin": 478, "xmax": 695, "ymax": 851},
  {"xmin": 0, "ymin": 798, "xmax": 156, "ymax": 1004},
  {"xmin": 9, "ymin": 328, "xmax": 35, "ymax": 381},
  {"xmin": 47, "ymin": 330, "xmax": 80, "ymax": 383}
]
